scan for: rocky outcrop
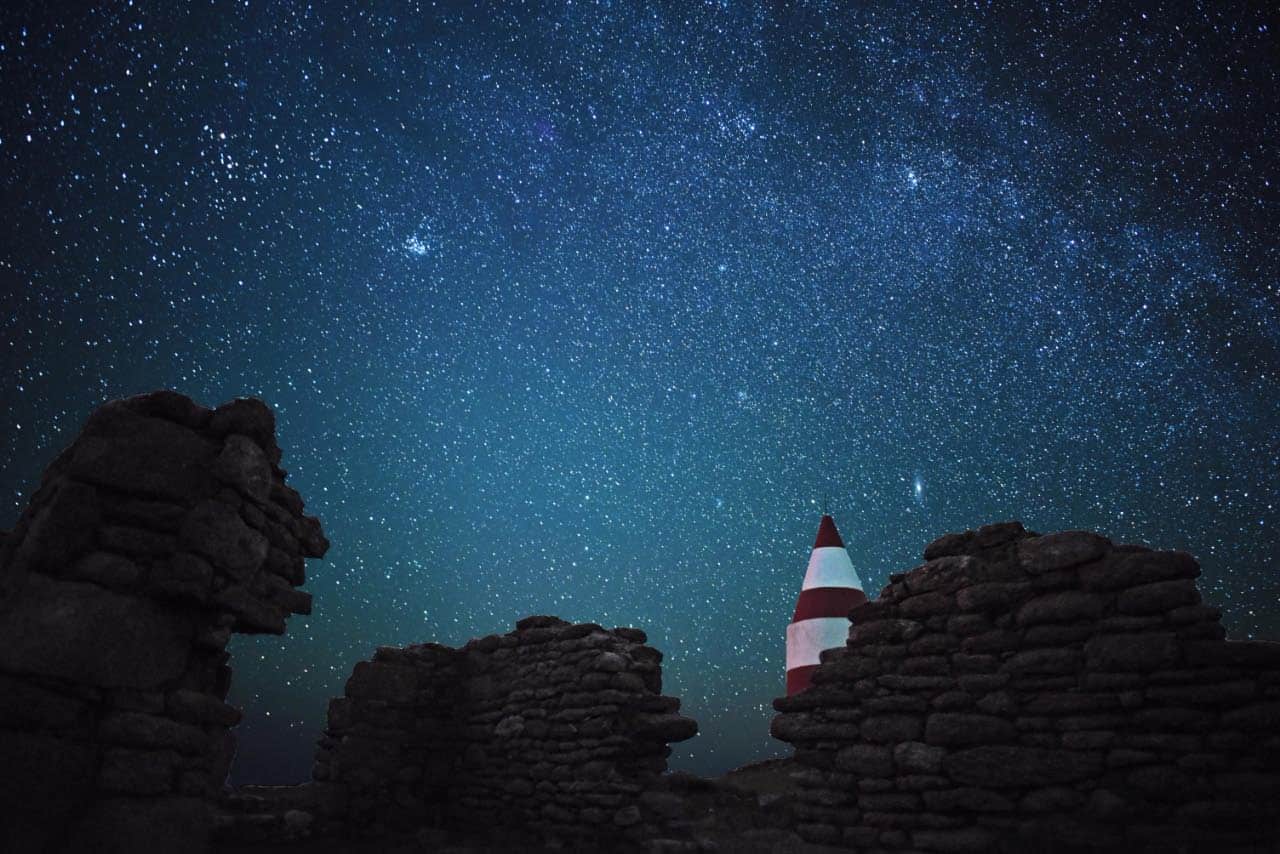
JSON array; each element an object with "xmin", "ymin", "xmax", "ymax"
[
  {"xmin": 772, "ymin": 521, "xmax": 1280, "ymax": 852},
  {"xmin": 217, "ymin": 615, "xmax": 699, "ymax": 849},
  {"xmin": 0, "ymin": 391, "xmax": 327, "ymax": 854}
]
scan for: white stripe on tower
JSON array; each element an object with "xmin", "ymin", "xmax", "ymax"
[
  {"xmin": 785, "ymin": 514, "xmax": 867, "ymax": 696},
  {"xmin": 786, "ymin": 617, "xmax": 849, "ymax": 669},
  {"xmin": 802, "ymin": 546, "xmax": 863, "ymax": 590}
]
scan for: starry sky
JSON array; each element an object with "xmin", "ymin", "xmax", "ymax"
[{"xmin": 1, "ymin": 1, "xmax": 1277, "ymax": 783}]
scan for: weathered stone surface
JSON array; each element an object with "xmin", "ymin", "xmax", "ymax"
[
  {"xmin": 1084, "ymin": 632, "xmax": 1180, "ymax": 671},
  {"xmin": 0, "ymin": 575, "xmax": 193, "ymax": 688},
  {"xmin": 1017, "ymin": 531, "xmax": 1109, "ymax": 574},
  {"xmin": 861, "ymin": 715, "xmax": 924, "ymax": 743},
  {"xmin": 924, "ymin": 531, "xmax": 973, "ymax": 560},
  {"xmin": 213, "ymin": 434, "xmax": 273, "ymax": 503},
  {"xmin": 98, "ymin": 747, "xmax": 181, "ymax": 795},
  {"xmin": 894, "ymin": 740, "xmax": 946, "ymax": 775},
  {"xmin": 99, "ymin": 711, "xmax": 208, "ymax": 755},
  {"xmin": 1002, "ymin": 648, "xmax": 1080, "ymax": 675},
  {"xmin": 1015, "ymin": 591, "xmax": 1106, "ymax": 625},
  {"xmin": 945, "ymin": 745, "xmax": 1102, "ymax": 786},
  {"xmin": 67, "ymin": 406, "xmax": 219, "ymax": 500},
  {"xmin": 168, "ymin": 689, "xmax": 242, "ymax": 727},
  {"xmin": 213, "ymin": 585, "xmax": 286, "ymax": 634},
  {"xmin": 926, "ymin": 713, "xmax": 1016, "ymax": 746},
  {"xmin": 1220, "ymin": 702, "xmax": 1280, "ymax": 731},
  {"xmin": 899, "ymin": 591, "xmax": 955, "ymax": 617},
  {"xmin": 923, "ymin": 787, "xmax": 1013, "ymax": 812},
  {"xmin": 904, "ymin": 555, "xmax": 981, "ymax": 594},
  {"xmin": 1117, "ymin": 579, "xmax": 1200, "ymax": 615},
  {"xmin": 179, "ymin": 499, "xmax": 269, "ymax": 579},
  {"xmin": 149, "ymin": 551, "xmax": 214, "ymax": 602},
  {"xmin": 911, "ymin": 826, "xmax": 995, "ymax": 853},
  {"xmin": 777, "ymin": 522, "xmax": 1280, "ymax": 852},
  {"xmin": 1079, "ymin": 550, "xmax": 1200, "ymax": 592},
  {"xmin": 21, "ymin": 479, "xmax": 101, "ymax": 572},
  {"xmin": 836, "ymin": 743, "xmax": 894, "ymax": 776},
  {"xmin": 851, "ymin": 619, "xmax": 924, "ymax": 645},
  {"xmin": 67, "ymin": 550, "xmax": 142, "ymax": 589},
  {"xmin": 0, "ymin": 391, "xmax": 326, "ymax": 854},
  {"xmin": 209, "ymin": 397, "xmax": 280, "ymax": 462},
  {"xmin": 64, "ymin": 796, "xmax": 212, "ymax": 854},
  {"xmin": 1186, "ymin": 639, "xmax": 1280, "ymax": 668},
  {"xmin": 0, "ymin": 731, "xmax": 98, "ymax": 852},
  {"xmin": 973, "ymin": 521, "xmax": 1027, "ymax": 548},
  {"xmin": 955, "ymin": 582, "xmax": 1030, "ymax": 613}
]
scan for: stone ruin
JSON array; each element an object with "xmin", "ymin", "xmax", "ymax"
[
  {"xmin": 772, "ymin": 521, "xmax": 1280, "ymax": 852},
  {"xmin": 0, "ymin": 391, "xmax": 698, "ymax": 853},
  {"xmin": 0, "ymin": 390, "xmax": 327, "ymax": 853},
  {"xmin": 220, "ymin": 615, "xmax": 699, "ymax": 848},
  {"xmin": 5, "ymin": 392, "xmax": 1279, "ymax": 853}
]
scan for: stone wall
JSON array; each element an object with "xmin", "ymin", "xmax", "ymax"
[
  {"xmin": 222, "ymin": 615, "xmax": 698, "ymax": 848},
  {"xmin": 772, "ymin": 521, "xmax": 1280, "ymax": 853},
  {"xmin": 0, "ymin": 391, "xmax": 327, "ymax": 854}
]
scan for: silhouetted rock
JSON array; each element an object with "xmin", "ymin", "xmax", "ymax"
[
  {"xmin": 772, "ymin": 522, "xmax": 1280, "ymax": 851},
  {"xmin": 0, "ymin": 391, "xmax": 326, "ymax": 854}
]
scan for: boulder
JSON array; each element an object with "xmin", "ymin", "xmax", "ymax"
[{"xmin": 0, "ymin": 576, "xmax": 193, "ymax": 688}]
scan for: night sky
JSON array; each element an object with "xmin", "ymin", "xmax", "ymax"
[{"xmin": 1, "ymin": 2, "xmax": 1277, "ymax": 783}]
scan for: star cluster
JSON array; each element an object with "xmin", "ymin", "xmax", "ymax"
[{"xmin": 1, "ymin": 2, "xmax": 1276, "ymax": 782}]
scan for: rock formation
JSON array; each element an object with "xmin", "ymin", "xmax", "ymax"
[
  {"xmin": 0, "ymin": 391, "xmax": 327, "ymax": 853},
  {"xmin": 218, "ymin": 615, "xmax": 699, "ymax": 848},
  {"xmin": 771, "ymin": 521, "xmax": 1280, "ymax": 852}
]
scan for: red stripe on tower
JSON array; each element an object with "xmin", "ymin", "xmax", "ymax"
[{"xmin": 785, "ymin": 514, "xmax": 865, "ymax": 695}]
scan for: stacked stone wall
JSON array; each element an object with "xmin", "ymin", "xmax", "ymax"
[
  {"xmin": 772, "ymin": 521, "xmax": 1280, "ymax": 852},
  {"xmin": 226, "ymin": 616, "xmax": 698, "ymax": 847},
  {"xmin": 0, "ymin": 391, "xmax": 327, "ymax": 854}
]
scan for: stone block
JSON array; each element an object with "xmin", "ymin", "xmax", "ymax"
[
  {"xmin": 851, "ymin": 619, "xmax": 924, "ymax": 645},
  {"xmin": 0, "ymin": 575, "xmax": 193, "ymax": 688},
  {"xmin": 1185, "ymin": 639, "xmax": 1280, "ymax": 669},
  {"xmin": 925, "ymin": 713, "xmax": 1016, "ymax": 747},
  {"xmin": 179, "ymin": 499, "xmax": 269, "ymax": 579},
  {"xmin": 1117, "ymin": 579, "xmax": 1200, "ymax": 615},
  {"xmin": 209, "ymin": 397, "xmax": 279, "ymax": 460},
  {"xmin": 1017, "ymin": 531, "xmax": 1110, "ymax": 573},
  {"xmin": 99, "ymin": 711, "xmax": 209, "ymax": 755},
  {"xmin": 1016, "ymin": 591, "xmax": 1106, "ymax": 625},
  {"xmin": 1084, "ymin": 632, "xmax": 1180, "ymax": 671},
  {"xmin": 0, "ymin": 730, "xmax": 97, "ymax": 852},
  {"xmin": 99, "ymin": 747, "xmax": 180, "ymax": 795},
  {"xmin": 1221, "ymin": 702, "xmax": 1280, "ymax": 731},
  {"xmin": 835, "ymin": 744, "xmax": 893, "ymax": 776},
  {"xmin": 68, "ymin": 407, "xmax": 219, "ymax": 501},
  {"xmin": 911, "ymin": 826, "xmax": 995, "ymax": 853},
  {"xmin": 64, "ymin": 796, "xmax": 211, "ymax": 854},
  {"xmin": 861, "ymin": 714, "xmax": 924, "ymax": 743},
  {"xmin": 899, "ymin": 591, "xmax": 956, "ymax": 617},
  {"xmin": 21, "ymin": 479, "xmax": 101, "ymax": 571},
  {"xmin": 924, "ymin": 531, "xmax": 973, "ymax": 560},
  {"xmin": 904, "ymin": 555, "xmax": 980, "ymax": 595},
  {"xmin": 1002, "ymin": 648, "xmax": 1080, "ymax": 675},
  {"xmin": 944, "ymin": 745, "xmax": 1102, "ymax": 786},
  {"xmin": 213, "ymin": 434, "xmax": 273, "ymax": 503},
  {"xmin": 923, "ymin": 787, "xmax": 1013, "ymax": 812},
  {"xmin": 1079, "ymin": 549, "xmax": 1199, "ymax": 591},
  {"xmin": 955, "ymin": 582, "xmax": 1031, "ymax": 613},
  {"xmin": 345, "ymin": 661, "xmax": 419, "ymax": 700}
]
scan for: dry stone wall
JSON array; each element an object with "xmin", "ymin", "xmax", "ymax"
[
  {"xmin": 772, "ymin": 521, "xmax": 1280, "ymax": 853},
  {"xmin": 222, "ymin": 615, "xmax": 698, "ymax": 848},
  {"xmin": 0, "ymin": 391, "xmax": 327, "ymax": 854}
]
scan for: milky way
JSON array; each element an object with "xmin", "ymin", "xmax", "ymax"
[{"xmin": 1, "ymin": 2, "xmax": 1276, "ymax": 781}]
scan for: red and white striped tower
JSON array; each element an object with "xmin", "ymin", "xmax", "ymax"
[{"xmin": 785, "ymin": 514, "xmax": 867, "ymax": 695}]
